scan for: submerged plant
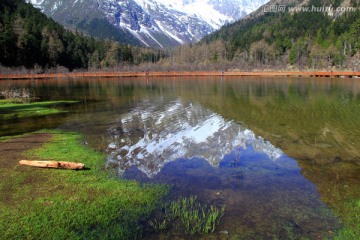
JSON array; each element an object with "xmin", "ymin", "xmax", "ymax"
[
  {"xmin": 148, "ymin": 218, "xmax": 168, "ymax": 231},
  {"xmin": 205, "ymin": 205, "xmax": 225, "ymax": 234},
  {"xmin": 149, "ymin": 196, "xmax": 225, "ymax": 236}
]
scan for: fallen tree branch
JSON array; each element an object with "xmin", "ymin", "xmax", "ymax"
[{"xmin": 19, "ymin": 160, "xmax": 85, "ymax": 170}]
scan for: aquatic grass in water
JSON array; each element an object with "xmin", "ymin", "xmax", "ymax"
[
  {"xmin": 148, "ymin": 218, "xmax": 168, "ymax": 231},
  {"xmin": 149, "ymin": 196, "xmax": 225, "ymax": 236}
]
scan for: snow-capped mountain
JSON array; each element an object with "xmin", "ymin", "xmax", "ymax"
[
  {"xmin": 27, "ymin": 0, "xmax": 268, "ymax": 48},
  {"xmin": 105, "ymin": 99, "xmax": 283, "ymax": 177}
]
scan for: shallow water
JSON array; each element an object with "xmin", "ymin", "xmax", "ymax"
[{"xmin": 2, "ymin": 76, "xmax": 360, "ymax": 238}]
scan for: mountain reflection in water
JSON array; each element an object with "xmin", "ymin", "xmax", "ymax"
[
  {"xmin": 105, "ymin": 98, "xmax": 339, "ymax": 238},
  {"xmin": 106, "ymin": 99, "xmax": 284, "ymax": 177}
]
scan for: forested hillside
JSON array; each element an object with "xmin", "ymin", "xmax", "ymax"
[
  {"xmin": 169, "ymin": 0, "xmax": 360, "ymax": 70},
  {"xmin": 1, "ymin": 0, "xmax": 359, "ymax": 72},
  {"xmin": 0, "ymin": 0, "xmax": 162, "ymax": 71}
]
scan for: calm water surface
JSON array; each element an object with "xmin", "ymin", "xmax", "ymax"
[{"xmin": 2, "ymin": 77, "xmax": 360, "ymax": 239}]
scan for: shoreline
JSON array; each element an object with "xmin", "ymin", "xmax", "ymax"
[
  {"xmin": 0, "ymin": 71, "xmax": 360, "ymax": 80},
  {"xmin": 0, "ymin": 130, "xmax": 169, "ymax": 239}
]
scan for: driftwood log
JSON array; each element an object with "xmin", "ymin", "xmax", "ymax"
[{"xmin": 19, "ymin": 160, "xmax": 85, "ymax": 170}]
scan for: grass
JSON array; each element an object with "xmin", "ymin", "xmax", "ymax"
[
  {"xmin": 148, "ymin": 196, "xmax": 225, "ymax": 236},
  {"xmin": 333, "ymin": 199, "xmax": 360, "ymax": 239},
  {"xmin": 0, "ymin": 130, "xmax": 169, "ymax": 239},
  {"xmin": 0, "ymin": 100, "xmax": 78, "ymax": 119}
]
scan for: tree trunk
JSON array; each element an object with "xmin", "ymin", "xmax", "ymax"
[{"xmin": 19, "ymin": 160, "xmax": 85, "ymax": 170}]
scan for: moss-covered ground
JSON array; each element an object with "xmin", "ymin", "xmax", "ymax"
[{"xmin": 0, "ymin": 130, "xmax": 169, "ymax": 239}]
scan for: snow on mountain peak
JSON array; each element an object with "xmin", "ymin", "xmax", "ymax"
[{"xmin": 27, "ymin": 0, "xmax": 269, "ymax": 48}]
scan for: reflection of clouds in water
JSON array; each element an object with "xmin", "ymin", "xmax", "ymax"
[{"xmin": 106, "ymin": 99, "xmax": 283, "ymax": 177}]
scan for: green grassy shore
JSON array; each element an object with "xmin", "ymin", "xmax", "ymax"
[{"xmin": 0, "ymin": 130, "xmax": 169, "ymax": 239}]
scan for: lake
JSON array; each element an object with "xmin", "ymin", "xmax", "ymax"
[{"xmin": 1, "ymin": 76, "xmax": 360, "ymax": 239}]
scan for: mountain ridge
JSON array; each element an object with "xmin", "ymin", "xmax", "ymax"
[{"xmin": 27, "ymin": 0, "xmax": 269, "ymax": 48}]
